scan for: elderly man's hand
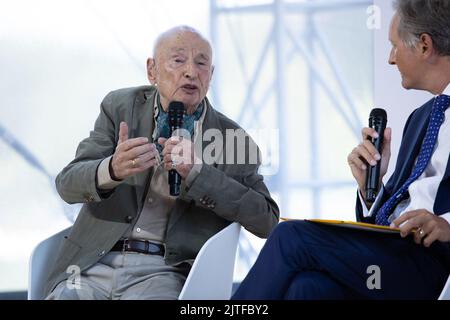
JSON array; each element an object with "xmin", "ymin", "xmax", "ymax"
[
  {"xmin": 110, "ymin": 122, "xmax": 159, "ymax": 180},
  {"xmin": 392, "ymin": 209, "xmax": 450, "ymax": 247},
  {"xmin": 158, "ymin": 137, "xmax": 200, "ymax": 179}
]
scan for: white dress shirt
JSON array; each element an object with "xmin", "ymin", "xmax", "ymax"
[{"xmin": 360, "ymin": 85, "xmax": 450, "ymax": 225}]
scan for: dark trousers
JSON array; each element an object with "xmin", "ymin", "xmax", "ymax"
[{"xmin": 232, "ymin": 220, "xmax": 450, "ymax": 300}]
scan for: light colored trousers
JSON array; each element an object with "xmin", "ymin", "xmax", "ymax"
[{"xmin": 46, "ymin": 252, "xmax": 189, "ymax": 300}]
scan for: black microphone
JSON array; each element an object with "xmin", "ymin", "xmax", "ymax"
[
  {"xmin": 365, "ymin": 108, "xmax": 387, "ymax": 203},
  {"xmin": 168, "ymin": 101, "xmax": 185, "ymax": 196}
]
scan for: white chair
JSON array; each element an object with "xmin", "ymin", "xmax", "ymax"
[
  {"xmin": 28, "ymin": 227, "xmax": 71, "ymax": 300},
  {"xmin": 178, "ymin": 222, "xmax": 241, "ymax": 300},
  {"xmin": 28, "ymin": 223, "xmax": 241, "ymax": 300},
  {"xmin": 438, "ymin": 275, "xmax": 450, "ymax": 300}
]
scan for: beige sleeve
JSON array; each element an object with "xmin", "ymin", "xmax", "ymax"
[{"xmin": 97, "ymin": 156, "xmax": 123, "ymax": 190}]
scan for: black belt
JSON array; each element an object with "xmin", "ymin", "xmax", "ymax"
[{"xmin": 111, "ymin": 239, "xmax": 165, "ymax": 256}]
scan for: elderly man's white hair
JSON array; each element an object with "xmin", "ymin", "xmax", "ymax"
[{"xmin": 152, "ymin": 25, "xmax": 213, "ymax": 59}]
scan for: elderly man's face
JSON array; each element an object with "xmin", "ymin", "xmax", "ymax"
[
  {"xmin": 147, "ymin": 31, "xmax": 214, "ymax": 113},
  {"xmin": 388, "ymin": 14, "xmax": 425, "ymax": 90}
]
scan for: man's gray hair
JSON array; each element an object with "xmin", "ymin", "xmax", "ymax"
[{"xmin": 393, "ymin": 0, "xmax": 450, "ymax": 56}]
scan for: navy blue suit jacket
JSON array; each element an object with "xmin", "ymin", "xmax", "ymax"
[{"xmin": 356, "ymin": 98, "xmax": 450, "ymax": 223}]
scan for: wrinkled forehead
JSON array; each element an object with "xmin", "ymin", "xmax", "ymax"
[{"xmin": 156, "ymin": 31, "xmax": 212, "ymax": 60}]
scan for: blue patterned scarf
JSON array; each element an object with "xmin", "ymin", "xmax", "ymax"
[{"xmin": 154, "ymin": 100, "xmax": 204, "ymax": 158}]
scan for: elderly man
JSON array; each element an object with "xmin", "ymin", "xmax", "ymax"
[
  {"xmin": 45, "ymin": 26, "xmax": 279, "ymax": 300},
  {"xmin": 232, "ymin": 0, "xmax": 450, "ymax": 300}
]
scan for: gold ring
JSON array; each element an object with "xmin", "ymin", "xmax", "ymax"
[
  {"xmin": 132, "ymin": 158, "xmax": 137, "ymax": 167},
  {"xmin": 419, "ymin": 228, "xmax": 425, "ymax": 236}
]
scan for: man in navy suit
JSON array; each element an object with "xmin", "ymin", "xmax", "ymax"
[{"xmin": 232, "ymin": 0, "xmax": 450, "ymax": 300}]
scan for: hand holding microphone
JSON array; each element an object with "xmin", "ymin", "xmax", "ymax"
[
  {"xmin": 348, "ymin": 108, "xmax": 392, "ymax": 204},
  {"xmin": 164, "ymin": 101, "xmax": 185, "ymax": 196},
  {"xmin": 158, "ymin": 101, "xmax": 198, "ymax": 196}
]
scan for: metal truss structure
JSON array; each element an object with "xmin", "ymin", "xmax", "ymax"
[{"xmin": 209, "ymin": 0, "xmax": 373, "ymax": 272}]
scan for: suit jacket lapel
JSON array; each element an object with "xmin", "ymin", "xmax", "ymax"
[
  {"xmin": 389, "ymin": 99, "xmax": 434, "ymax": 193},
  {"xmin": 131, "ymin": 89, "xmax": 157, "ymax": 211},
  {"xmin": 199, "ymin": 98, "xmax": 224, "ymax": 165},
  {"xmin": 434, "ymin": 150, "xmax": 450, "ymax": 215}
]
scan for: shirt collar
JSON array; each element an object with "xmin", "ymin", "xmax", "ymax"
[
  {"xmin": 441, "ymin": 83, "xmax": 450, "ymax": 97},
  {"xmin": 153, "ymin": 92, "xmax": 206, "ymax": 120}
]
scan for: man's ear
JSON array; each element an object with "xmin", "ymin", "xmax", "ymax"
[
  {"xmin": 147, "ymin": 58, "xmax": 157, "ymax": 85},
  {"xmin": 418, "ymin": 33, "xmax": 435, "ymax": 58}
]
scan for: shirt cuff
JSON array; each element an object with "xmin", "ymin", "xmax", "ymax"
[
  {"xmin": 358, "ymin": 185, "xmax": 385, "ymax": 218},
  {"xmin": 185, "ymin": 163, "xmax": 203, "ymax": 187},
  {"xmin": 440, "ymin": 212, "xmax": 450, "ymax": 225},
  {"xmin": 97, "ymin": 156, "xmax": 123, "ymax": 190}
]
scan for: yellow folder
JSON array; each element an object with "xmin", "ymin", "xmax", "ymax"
[{"xmin": 280, "ymin": 218, "xmax": 401, "ymax": 234}]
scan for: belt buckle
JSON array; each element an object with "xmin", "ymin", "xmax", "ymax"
[
  {"xmin": 147, "ymin": 242, "xmax": 160, "ymax": 254},
  {"xmin": 122, "ymin": 239, "xmax": 131, "ymax": 252}
]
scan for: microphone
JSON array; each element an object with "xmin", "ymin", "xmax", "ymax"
[
  {"xmin": 365, "ymin": 108, "xmax": 387, "ymax": 203},
  {"xmin": 168, "ymin": 101, "xmax": 185, "ymax": 196}
]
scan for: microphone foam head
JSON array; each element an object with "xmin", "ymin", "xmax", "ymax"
[{"xmin": 370, "ymin": 108, "xmax": 387, "ymax": 120}]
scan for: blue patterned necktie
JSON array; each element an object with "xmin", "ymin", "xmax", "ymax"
[{"xmin": 375, "ymin": 94, "xmax": 450, "ymax": 226}]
